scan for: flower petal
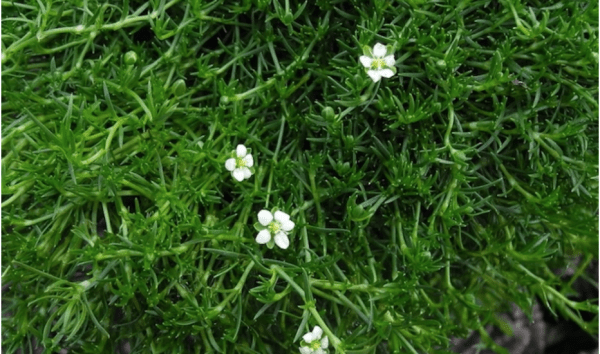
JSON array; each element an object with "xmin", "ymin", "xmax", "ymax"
[
  {"xmin": 367, "ymin": 70, "xmax": 381, "ymax": 82},
  {"xmin": 384, "ymin": 55, "xmax": 395, "ymax": 67},
  {"xmin": 225, "ymin": 158, "xmax": 236, "ymax": 171},
  {"xmin": 280, "ymin": 218, "xmax": 295, "ymax": 232},
  {"xmin": 255, "ymin": 229, "xmax": 271, "ymax": 244},
  {"xmin": 274, "ymin": 210, "xmax": 290, "ymax": 223},
  {"xmin": 299, "ymin": 347, "xmax": 311, "ymax": 354},
  {"xmin": 232, "ymin": 169, "xmax": 245, "ymax": 181},
  {"xmin": 321, "ymin": 336, "xmax": 329, "ymax": 349},
  {"xmin": 313, "ymin": 349, "xmax": 325, "ymax": 354},
  {"xmin": 243, "ymin": 154, "xmax": 254, "ymax": 167},
  {"xmin": 379, "ymin": 68, "xmax": 394, "ymax": 78},
  {"xmin": 359, "ymin": 55, "xmax": 373, "ymax": 68},
  {"xmin": 236, "ymin": 144, "xmax": 247, "ymax": 157},
  {"xmin": 274, "ymin": 232, "xmax": 289, "ymax": 249},
  {"xmin": 258, "ymin": 210, "xmax": 273, "ymax": 226},
  {"xmin": 241, "ymin": 167, "xmax": 252, "ymax": 179},
  {"xmin": 373, "ymin": 43, "xmax": 387, "ymax": 58},
  {"xmin": 312, "ymin": 326, "xmax": 323, "ymax": 339},
  {"xmin": 302, "ymin": 332, "xmax": 315, "ymax": 343}
]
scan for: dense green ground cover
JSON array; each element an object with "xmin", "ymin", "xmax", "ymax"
[{"xmin": 2, "ymin": 0, "xmax": 598, "ymax": 353}]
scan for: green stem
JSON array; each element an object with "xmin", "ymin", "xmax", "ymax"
[
  {"xmin": 208, "ymin": 261, "xmax": 255, "ymax": 318},
  {"xmin": 358, "ymin": 228, "xmax": 377, "ymax": 283},
  {"xmin": 307, "ymin": 306, "xmax": 344, "ymax": 353},
  {"xmin": 272, "ymin": 265, "xmax": 305, "ymax": 299},
  {"xmin": 499, "ymin": 164, "xmax": 541, "ymax": 203}
]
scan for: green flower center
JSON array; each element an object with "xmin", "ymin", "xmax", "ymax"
[
  {"xmin": 267, "ymin": 221, "xmax": 281, "ymax": 234},
  {"xmin": 370, "ymin": 58, "xmax": 385, "ymax": 69},
  {"xmin": 236, "ymin": 157, "xmax": 247, "ymax": 167},
  {"xmin": 310, "ymin": 340, "xmax": 321, "ymax": 350}
]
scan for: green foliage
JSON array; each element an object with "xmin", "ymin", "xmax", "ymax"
[{"xmin": 2, "ymin": 0, "xmax": 598, "ymax": 353}]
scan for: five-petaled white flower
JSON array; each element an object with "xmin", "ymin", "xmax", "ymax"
[
  {"xmin": 299, "ymin": 326, "xmax": 329, "ymax": 354},
  {"xmin": 359, "ymin": 43, "xmax": 395, "ymax": 83},
  {"xmin": 225, "ymin": 144, "xmax": 254, "ymax": 181},
  {"xmin": 255, "ymin": 210, "xmax": 295, "ymax": 249}
]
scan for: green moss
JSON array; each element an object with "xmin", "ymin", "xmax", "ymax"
[{"xmin": 2, "ymin": 0, "xmax": 598, "ymax": 353}]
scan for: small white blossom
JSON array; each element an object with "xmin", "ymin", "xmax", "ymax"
[
  {"xmin": 299, "ymin": 326, "xmax": 329, "ymax": 354},
  {"xmin": 359, "ymin": 43, "xmax": 395, "ymax": 82},
  {"xmin": 255, "ymin": 210, "xmax": 295, "ymax": 249},
  {"xmin": 225, "ymin": 144, "xmax": 254, "ymax": 181}
]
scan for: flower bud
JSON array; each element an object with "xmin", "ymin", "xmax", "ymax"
[
  {"xmin": 282, "ymin": 12, "xmax": 294, "ymax": 25},
  {"xmin": 124, "ymin": 51, "xmax": 138, "ymax": 65},
  {"xmin": 321, "ymin": 106, "xmax": 335, "ymax": 121},
  {"xmin": 172, "ymin": 79, "xmax": 186, "ymax": 96}
]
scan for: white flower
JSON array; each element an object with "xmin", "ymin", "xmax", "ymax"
[
  {"xmin": 225, "ymin": 144, "xmax": 254, "ymax": 181},
  {"xmin": 359, "ymin": 43, "xmax": 395, "ymax": 82},
  {"xmin": 299, "ymin": 326, "xmax": 329, "ymax": 354},
  {"xmin": 255, "ymin": 210, "xmax": 295, "ymax": 249}
]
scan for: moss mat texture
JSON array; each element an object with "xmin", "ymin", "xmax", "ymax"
[{"xmin": 2, "ymin": 1, "xmax": 598, "ymax": 353}]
